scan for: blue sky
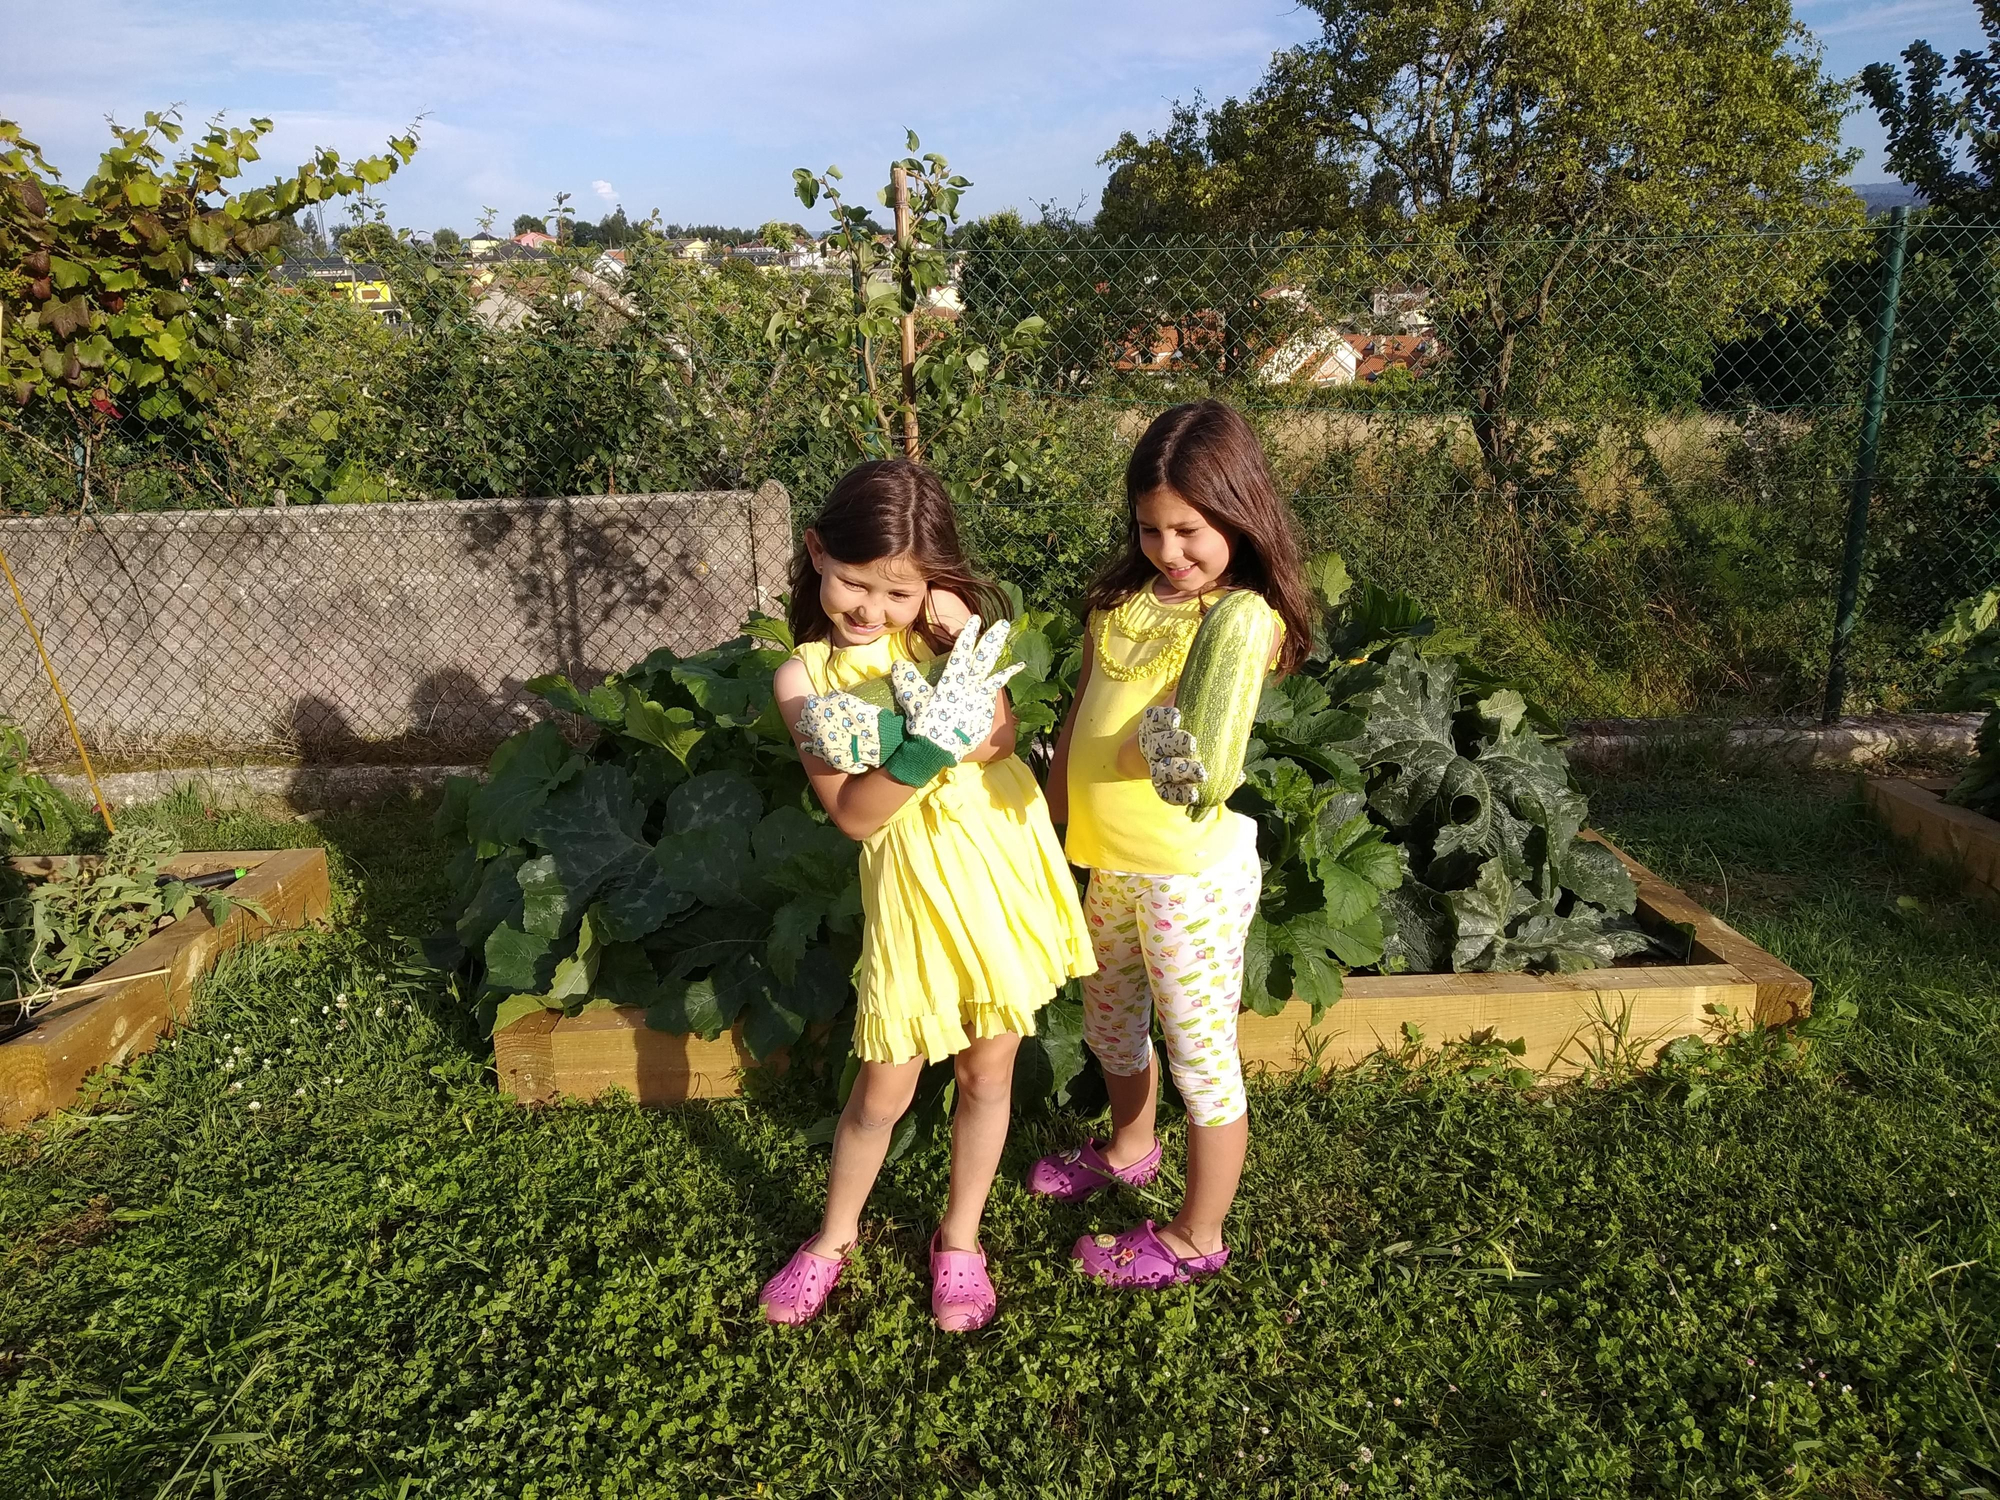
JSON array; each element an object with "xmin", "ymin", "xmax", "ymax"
[{"xmin": 2, "ymin": 0, "xmax": 1990, "ymax": 235}]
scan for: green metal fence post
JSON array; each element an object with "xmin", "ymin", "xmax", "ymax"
[{"xmin": 1823, "ymin": 205, "xmax": 1910, "ymax": 724}]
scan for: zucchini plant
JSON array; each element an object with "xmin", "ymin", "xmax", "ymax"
[
  {"xmin": 431, "ymin": 558, "xmax": 1662, "ymax": 1093},
  {"xmin": 426, "ymin": 612, "xmax": 1089, "ymax": 1099}
]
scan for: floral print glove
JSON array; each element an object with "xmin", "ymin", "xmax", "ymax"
[
  {"xmin": 881, "ymin": 616, "xmax": 1022, "ymax": 787},
  {"xmin": 1138, "ymin": 704, "xmax": 1207, "ymax": 806},
  {"xmin": 794, "ymin": 689, "xmax": 906, "ymax": 774}
]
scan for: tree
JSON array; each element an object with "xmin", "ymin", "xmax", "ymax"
[
  {"xmin": 1097, "ymin": 0, "xmax": 1858, "ymax": 473},
  {"xmin": 431, "ymin": 227, "xmax": 464, "ymax": 256},
  {"xmin": 512, "ymin": 213, "xmax": 546, "ymax": 237},
  {"xmin": 759, "ymin": 220, "xmax": 803, "ymax": 251},
  {"xmin": 1, "ymin": 108, "xmax": 416, "ymax": 428},
  {"xmin": 1861, "ymin": 0, "xmax": 2000, "ymax": 214}
]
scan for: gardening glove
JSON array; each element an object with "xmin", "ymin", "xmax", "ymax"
[
  {"xmin": 794, "ymin": 689, "xmax": 906, "ymax": 774},
  {"xmin": 1138, "ymin": 704, "xmax": 1207, "ymax": 806},
  {"xmin": 881, "ymin": 616, "xmax": 1022, "ymax": 787}
]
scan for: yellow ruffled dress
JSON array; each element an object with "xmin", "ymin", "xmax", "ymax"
[{"xmin": 794, "ymin": 627, "xmax": 1095, "ymax": 1064}]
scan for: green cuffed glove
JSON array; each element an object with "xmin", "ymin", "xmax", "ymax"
[
  {"xmin": 1138, "ymin": 704, "xmax": 1207, "ymax": 806},
  {"xmin": 881, "ymin": 616, "xmax": 1022, "ymax": 787},
  {"xmin": 794, "ymin": 689, "xmax": 907, "ymax": 774}
]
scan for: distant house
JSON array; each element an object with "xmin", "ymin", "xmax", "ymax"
[
  {"xmin": 512, "ymin": 230, "xmax": 557, "ymax": 250},
  {"xmin": 594, "ymin": 249, "xmax": 628, "ymax": 280},
  {"xmin": 731, "ymin": 245, "xmax": 781, "ymax": 268},
  {"xmin": 665, "ymin": 238, "xmax": 709, "ymax": 260},
  {"xmin": 1370, "ymin": 284, "xmax": 1433, "ymax": 332},
  {"xmin": 1258, "ymin": 328, "xmax": 1359, "ymax": 386},
  {"xmin": 466, "ymin": 229, "xmax": 506, "ymax": 255},
  {"xmin": 274, "ymin": 258, "xmax": 403, "ymax": 324}
]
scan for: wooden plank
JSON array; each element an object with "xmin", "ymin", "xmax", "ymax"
[
  {"xmin": 1865, "ymin": 776, "xmax": 2000, "ymax": 908},
  {"xmin": 1239, "ymin": 967, "xmax": 1760, "ymax": 1077},
  {"xmin": 546, "ymin": 1006, "xmax": 761, "ymax": 1105},
  {"xmin": 490, "ymin": 833, "xmax": 1814, "ymax": 1107},
  {"xmin": 1581, "ymin": 831, "xmax": 1814, "ymax": 1026},
  {"xmin": 492, "ymin": 1008, "xmax": 559, "ymax": 1104},
  {"xmin": 0, "ymin": 848, "xmax": 330, "ymax": 1127}
]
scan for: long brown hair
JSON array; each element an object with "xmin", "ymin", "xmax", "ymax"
[
  {"xmin": 1082, "ymin": 400, "xmax": 1313, "ymax": 673},
  {"xmin": 787, "ymin": 460, "xmax": 1010, "ymax": 654}
]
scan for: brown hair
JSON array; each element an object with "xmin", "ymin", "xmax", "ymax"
[
  {"xmin": 1082, "ymin": 400, "xmax": 1314, "ymax": 673},
  {"xmin": 787, "ymin": 459, "xmax": 1010, "ymax": 654}
]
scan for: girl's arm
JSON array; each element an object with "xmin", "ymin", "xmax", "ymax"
[
  {"xmin": 1045, "ymin": 634, "xmax": 1095, "ymax": 823},
  {"xmin": 774, "ymin": 657, "xmax": 922, "ymax": 842}
]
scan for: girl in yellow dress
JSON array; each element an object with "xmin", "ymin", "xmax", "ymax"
[{"xmin": 759, "ymin": 459, "xmax": 1093, "ymax": 1332}]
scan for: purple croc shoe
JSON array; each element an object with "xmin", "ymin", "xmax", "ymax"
[
  {"xmin": 1072, "ymin": 1220, "xmax": 1230, "ymax": 1289},
  {"xmin": 1026, "ymin": 1138, "xmax": 1163, "ymax": 1203}
]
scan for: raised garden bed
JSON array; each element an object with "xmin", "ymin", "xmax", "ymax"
[
  {"xmin": 494, "ymin": 833, "xmax": 1811, "ymax": 1106},
  {"xmin": 1864, "ymin": 776, "xmax": 2000, "ymax": 910},
  {"xmin": 0, "ymin": 849, "xmax": 331, "ymax": 1127}
]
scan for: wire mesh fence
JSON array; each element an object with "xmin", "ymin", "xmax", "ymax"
[{"xmin": 3, "ymin": 219, "xmax": 1998, "ymax": 766}]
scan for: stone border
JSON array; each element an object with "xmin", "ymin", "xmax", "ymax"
[
  {"xmin": 1565, "ymin": 712, "xmax": 1982, "ymax": 769},
  {"xmin": 1, "ymin": 849, "xmax": 332, "ymax": 1127}
]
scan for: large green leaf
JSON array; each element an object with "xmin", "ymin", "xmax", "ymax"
[
  {"xmin": 768, "ymin": 894, "xmax": 827, "ymax": 983},
  {"xmin": 455, "ymin": 852, "xmax": 525, "ymax": 948},
  {"xmin": 788, "ymin": 945, "xmax": 852, "ymax": 1023},
  {"xmin": 648, "ymin": 975, "xmax": 726, "ymax": 1038},
  {"xmin": 658, "ymin": 823, "xmax": 762, "ymax": 909},
  {"xmin": 467, "ymin": 722, "xmax": 581, "ymax": 850},
  {"xmin": 666, "ymin": 770, "xmax": 764, "ymax": 835},
  {"xmin": 484, "ymin": 921, "xmax": 553, "ymax": 994},
  {"xmin": 621, "ymin": 688, "xmax": 705, "ymax": 766},
  {"xmin": 1560, "ymin": 840, "xmax": 1638, "ymax": 915},
  {"xmin": 529, "ymin": 763, "xmax": 684, "ymax": 941},
  {"xmin": 517, "ymin": 855, "xmax": 571, "ymax": 939}
]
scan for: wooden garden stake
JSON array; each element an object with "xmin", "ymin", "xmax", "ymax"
[
  {"xmin": 0, "ymin": 543, "xmax": 113, "ymax": 832},
  {"xmin": 892, "ymin": 165, "xmax": 922, "ymax": 462}
]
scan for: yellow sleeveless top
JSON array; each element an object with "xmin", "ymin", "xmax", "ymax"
[
  {"xmin": 1064, "ymin": 587, "xmax": 1281, "ymax": 877},
  {"xmin": 793, "ymin": 627, "xmax": 1094, "ymax": 1065}
]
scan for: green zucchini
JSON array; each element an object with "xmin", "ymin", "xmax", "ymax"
[
  {"xmin": 1175, "ymin": 590, "xmax": 1278, "ymax": 816},
  {"xmin": 846, "ymin": 655, "xmax": 950, "ymax": 714}
]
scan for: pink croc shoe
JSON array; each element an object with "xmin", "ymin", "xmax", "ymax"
[
  {"xmin": 760, "ymin": 1240, "xmax": 844, "ymax": 1325},
  {"xmin": 1072, "ymin": 1220, "xmax": 1230, "ymax": 1289},
  {"xmin": 1026, "ymin": 1138, "xmax": 1164, "ymax": 1202},
  {"xmin": 929, "ymin": 1232, "xmax": 998, "ymax": 1332}
]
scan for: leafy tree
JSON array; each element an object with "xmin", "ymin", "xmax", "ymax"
[
  {"xmin": 1861, "ymin": 0, "xmax": 2000, "ymax": 215},
  {"xmin": 772, "ymin": 132, "xmax": 1045, "ymax": 467},
  {"xmin": 430, "ymin": 227, "xmax": 464, "ymax": 256},
  {"xmin": 0, "ymin": 108, "xmax": 415, "ymax": 430},
  {"xmin": 1097, "ymin": 0, "xmax": 1858, "ymax": 474},
  {"xmin": 511, "ymin": 213, "xmax": 547, "ymax": 237}
]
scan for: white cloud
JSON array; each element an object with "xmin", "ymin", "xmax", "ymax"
[{"xmin": 592, "ymin": 179, "xmax": 617, "ymax": 204}]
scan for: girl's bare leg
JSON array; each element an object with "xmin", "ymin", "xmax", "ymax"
[
  {"xmin": 809, "ymin": 1056, "xmax": 924, "ymax": 1255},
  {"xmin": 1157, "ymin": 1112, "xmax": 1248, "ymax": 1260},
  {"xmin": 936, "ymin": 1032, "xmax": 1023, "ymax": 1252},
  {"xmin": 1101, "ymin": 1055, "xmax": 1160, "ymax": 1169}
]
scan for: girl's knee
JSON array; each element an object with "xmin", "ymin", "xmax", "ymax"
[
  {"xmin": 846, "ymin": 1062, "xmax": 921, "ymax": 1132},
  {"xmin": 954, "ymin": 1059, "xmax": 1014, "ymax": 1107}
]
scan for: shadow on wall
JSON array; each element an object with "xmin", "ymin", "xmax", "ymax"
[
  {"xmin": 283, "ymin": 668, "xmax": 539, "ymax": 775},
  {"xmin": 458, "ymin": 498, "xmax": 680, "ymax": 680}
]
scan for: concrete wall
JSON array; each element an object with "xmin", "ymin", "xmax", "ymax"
[{"xmin": 0, "ymin": 484, "xmax": 791, "ymax": 762}]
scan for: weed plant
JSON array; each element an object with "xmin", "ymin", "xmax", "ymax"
[{"xmin": 0, "ymin": 770, "xmax": 1995, "ymax": 1497}]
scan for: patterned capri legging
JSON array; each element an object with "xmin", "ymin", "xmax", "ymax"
[{"xmin": 1079, "ymin": 838, "xmax": 1262, "ymax": 1128}]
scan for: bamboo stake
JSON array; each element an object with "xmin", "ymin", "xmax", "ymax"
[
  {"xmin": 892, "ymin": 165, "xmax": 922, "ymax": 463},
  {"xmin": 0, "ymin": 542, "xmax": 114, "ymax": 832}
]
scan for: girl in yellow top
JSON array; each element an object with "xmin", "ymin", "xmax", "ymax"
[
  {"xmin": 760, "ymin": 460, "xmax": 1094, "ymax": 1332},
  {"xmin": 1039, "ymin": 400, "xmax": 1316, "ymax": 1289}
]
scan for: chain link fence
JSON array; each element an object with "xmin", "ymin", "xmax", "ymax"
[{"xmin": 3, "ymin": 220, "xmax": 1998, "ymax": 767}]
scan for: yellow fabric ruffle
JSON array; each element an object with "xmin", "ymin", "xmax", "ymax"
[{"xmin": 795, "ymin": 629, "xmax": 1095, "ymax": 1065}]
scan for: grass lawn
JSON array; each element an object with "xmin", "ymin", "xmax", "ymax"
[{"xmin": 1, "ymin": 767, "xmax": 1996, "ymax": 1498}]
